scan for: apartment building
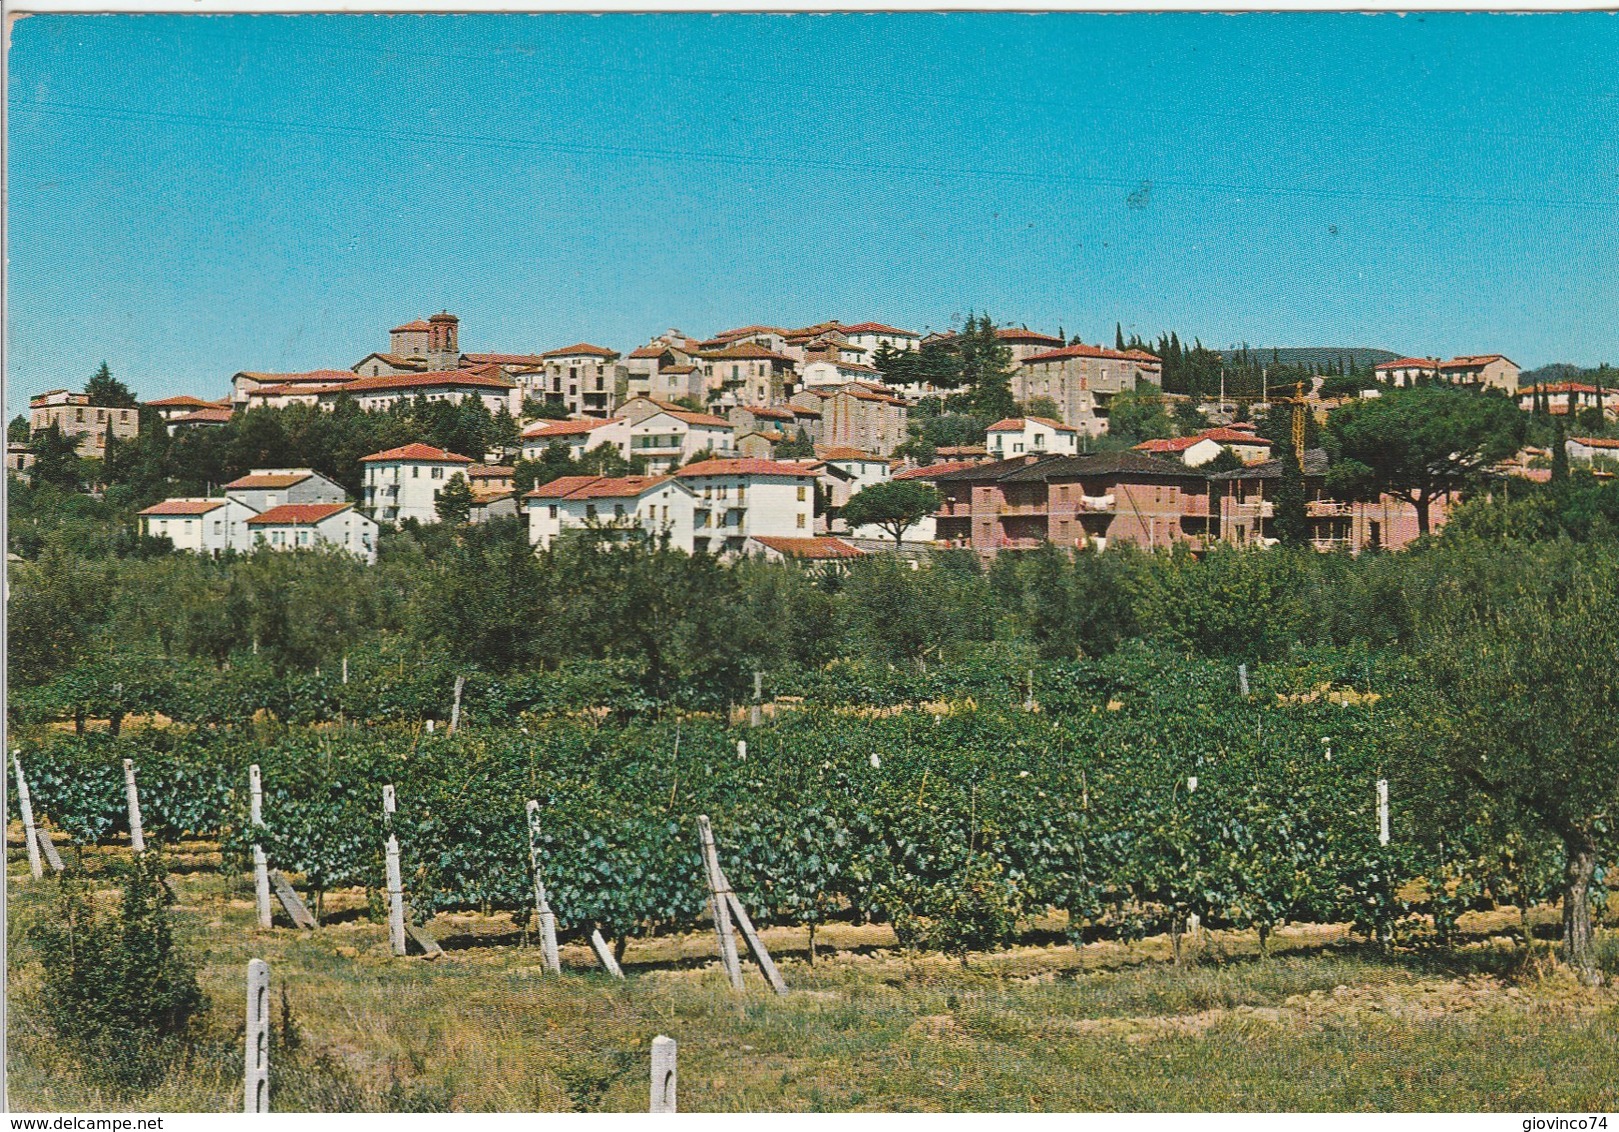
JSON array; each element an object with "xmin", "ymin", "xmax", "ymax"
[
  {"xmin": 1012, "ymin": 343, "xmax": 1163, "ymax": 434},
  {"xmin": 28, "ymin": 390, "xmax": 140, "ymax": 458},
  {"xmin": 360, "ymin": 442, "xmax": 477, "ymax": 524},
  {"xmin": 674, "ymin": 457, "xmax": 819, "ymax": 556},
  {"xmin": 790, "ymin": 383, "xmax": 908, "ymax": 456},
  {"xmin": 532, "ymin": 344, "xmax": 624, "ymax": 418}
]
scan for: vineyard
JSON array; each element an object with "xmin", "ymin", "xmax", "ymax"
[{"xmin": 8, "ymin": 646, "xmax": 1577, "ymax": 960}]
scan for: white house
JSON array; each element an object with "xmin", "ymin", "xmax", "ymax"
[
  {"xmin": 673, "ymin": 457, "xmax": 818, "ymax": 556},
  {"xmin": 837, "ymin": 322, "xmax": 921, "ymax": 356},
  {"xmin": 626, "ymin": 410, "xmax": 736, "ymax": 473},
  {"xmin": 520, "ymin": 417, "xmax": 630, "ymax": 462},
  {"xmin": 334, "ymin": 367, "xmax": 520, "ymax": 417},
  {"xmin": 245, "ymin": 503, "xmax": 379, "ymax": 565},
  {"xmin": 1135, "ymin": 427, "xmax": 1274, "ymax": 467},
  {"xmin": 986, "ymin": 417, "xmax": 1080, "ymax": 458},
  {"xmin": 223, "ymin": 469, "xmax": 348, "ymax": 513},
  {"xmin": 1373, "ymin": 357, "xmax": 1441, "ymax": 387},
  {"xmin": 524, "ymin": 474, "xmax": 697, "ymax": 550},
  {"xmin": 137, "ymin": 497, "xmax": 258, "ymax": 556},
  {"xmin": 801, "ymin": 360, "xmax": 887, "ymax": 389},
  {"xmin": 1567, "ymin": 436, "xmax": 1619, "ymax": 464},
  {"xmin": 359, "ymin": 442, "xmax": 476, "ymax": 524}
]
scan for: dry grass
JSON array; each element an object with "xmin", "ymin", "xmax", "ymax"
[{"xmin": 7, "ymin": 848, "xmax": 1618, "ymax": 1113}]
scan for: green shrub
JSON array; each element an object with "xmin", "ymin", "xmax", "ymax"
[{"xmin": 31, "ymin": 851, "xmax": 206, "ymax": 1090}]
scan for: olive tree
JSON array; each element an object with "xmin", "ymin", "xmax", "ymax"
[{"xmin": 1408, "ymin": 540, "xmax": 1618, "ymax": 984}]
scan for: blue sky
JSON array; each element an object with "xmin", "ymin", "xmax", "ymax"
[{"xmin": 7, "ymin": 12, "xmax": 1618, "ymax": 412}]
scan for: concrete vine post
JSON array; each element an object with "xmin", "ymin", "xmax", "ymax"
[
  {"xmin": 449, "ymin": 674, "xmax": 465, "ymax": 735},
  {"xmin": 697, "ymin": 815, "xmax": 745, "ymax": 991},
  {"xmin": 244, "ymin": 959, "xmax": 270, "ymax": 1113},
  {"xmin": 1377, "ymin": 778, "xmax": 1390, "ymax": 847},
  {"xmin": 13, "ymin": 755, "xmax": 43, "ymax": 879},
  {"xmin": 1237, "ymin": 663, "xmax": 1250, "ymax": 698},
  {"xmin": 250, "ymin": 765, "xmax": 273, "ymax": 930},
  {"xmin": 385, "ymin": 834, "xmax": 407, "ymax": 957},
  {"xmin": 524, "ymin": 800, "xmax": 562, "ymax": 974},
  {"xmin": 589, "ymin": 928, "xmax": 625, "ymax": 978},
  {"xmin": 649, "ymin": 1035, "xmax": 677, "ymax": 1113},
  {"xmin": 122, "ymin": 758, "xmax": 145, "ymax": 853}
]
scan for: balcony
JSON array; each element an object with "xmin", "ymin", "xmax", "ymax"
[
  {"xmin": 1079, "ymin": 494, "xmax": 1115, "ymax": 512},
  {"xmin": 1307, "ymin": 500, "xmax": 1354, "ymax": 517},
  {"xmin": 998, "ymin": 502, "xmax": 1048, "ymax": 516},
  {"xmin": 1232, "ymin": 500, "xmax": 1275, "ymax": 519}
]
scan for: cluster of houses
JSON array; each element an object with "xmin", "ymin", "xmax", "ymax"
[{"xmin": 23, "ymin": 309, "xmax": 1618, "ymax": 565}]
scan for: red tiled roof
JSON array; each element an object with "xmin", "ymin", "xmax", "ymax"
[
  {"xmin": 995, "ymin": 327, "xmax": 1065, "ymax": 345},
  {"xmin": 706, "ymin": 326, "xmax": 787, "ymax": 345},
  {"xmin": 461, "ymin": 353, "xmax": 547, "ymax": 366},
  {"xmin": 565, "ymin": 475, "xmax": 673, "ymax": 499},
  {"xmin": 342, "ymin": 368, "xmax": 514, "ymax": 394},
  {"xmin": 540, "ymin": 343, "xmax": 618, "ymax": 359},
  {"xmin": 1572, "ymin": 436, "xmax": 1619, "ymax": 450},
  {"xmin": 659, "ymin": 410, "xmax": 731, "ymax": 428},
  {"xmin": 360, "ymin": 443, "xmax": 474, "ymax": 464},
  {"xmin": 676, "ymin": 458, "xmax": 819, "ymax": 479},
  {"xmin": 987, "ymin": 416, "xmax": 1077, "ymax": 433},
  {"xmin": 1375, "ymin": 357, "xmax": 1440, "ymax": 370},
  {"xmin": 741, "ymin": 406, "xmax": 796, "ymax": 420},
  {"xmin": 391, "ymin": 320, "xmax": 433, "ymax": 333},
  {"xmin": 139, "ymin": 498, "xmax": 226, "ymax": 516},
  {"xmin": 818, "ymin": 446, "xmax": 882, "ymax": 461},
  {"xmin": 1440, "ymin": 354, "xmax": 1514, "ymax": 369},
  {"xmin": 145, "ymin": 395, "xmax": 218, "ymax": 409},
  {"xmin": 750, "ymin": 536, "xmax": 866, "ymax": 560},
  {"xmin": 1134, "ymin": 436, "xmax": 1205, "ymax": 453},
  {"xmin": 1200, "ymin": 427, "xmax": 1273, "ymax": 446},
  {"xmin": 894, "ymin": 460, "xmax": 977, "ymax": 480},
  {"xmin": 522, "ymin": 418, "xmax": 620, "ymax": 439},
  {"xmin": 247, "ymin": 503, "xmax": 352, "ymax": 526},
  {"xmin": 701, "ymin": 342, "xmax": 797, "ymax": 364},
  {"xmin": 470, "ymin": 487, "xmax": 516, "ymax": 504},
  {"xmin": 1522, "ymin": 382, "xmax": 1611, "ymax": 395},
  {"xmin": 173, "ymin": 407, "xmax": 234, "ymax": 424},
  {"xmin": 466, "ymin": 464, "xmax": 515, "ymax": 478},
  {"xmin": 1021, "ymin": 343, "xmax": 1162, "ymax": 365},
  {"xmin": 225, "ymin": 472, "xmax": 313, "ymax": 489},
  {"xmin": 628, "ymin": 345, "xmax": 672, "ymax": 359},
  {"xmin": 525, "ymin": 475, "xmax": 603, "ymax": 500},
  {"xmin": 236, "ymin": 369, "xmax": 359, "ymax": 384},
  {"xmin": 838, "ymin": 322, "xmax": 918, "ymax": 337},
  {"xmin": 663, "ymin": 365, "xmax": 699, "ymax": 375},
  {"xmin": 247, "ymin": 383, "xmax": 350, "ymax": 398}
]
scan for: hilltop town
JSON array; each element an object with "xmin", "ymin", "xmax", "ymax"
[{"xmin": 11, "ymin": 310, "xmax": 1616, "ymax": 566}]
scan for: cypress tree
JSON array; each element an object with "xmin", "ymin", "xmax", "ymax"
[
  {"xmin": 1115, "ymin": 323, "xmax": 1125, "ymax": 350},
  {"xmin": 1551, "ymin": 417, "xmax": 1570, "ymax": 485}
]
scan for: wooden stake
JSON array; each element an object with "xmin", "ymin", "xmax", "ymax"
[
  {"xmin": 405, "ymin": 922, "xmax": 443, "ymax": 959},
  {"xmin": 36, "ymin": 819, "xmax": 65, "ymax": 873},
  {"xmin": 244, "ymin": 958, "xmax": 270, "ymax": 1113},
  {"xmin": 385, "ymin": 834, "xmax": 407, "ymax": 956},
  {"xmin": 589, "ymin": 928, "xmax": 625, "ymax": 978},
  {"xmin": 525, "ymin": 800, "xmax": 562, "ymax": 974},
  {"xmin": 249, "ymin": 765, "xmax": 272, "ymax": 930},
  {"xmin": 697, "ymin": 815, "xmax": 744, "ymax": 991},
  {"xmin": 12, "ymin": 756, "xmax": 42, "ymax": 879},
  {"xmin": 269, "ymin": 870, "xmax": 317, "ymax": 930},
  {"xmin": 649, "ymin": 1035, "xmax": 677, "ymax": 1113},
  {"xmin": 449, "ymin": 674, "xmax": 465, "ymax": 734},
  {"xmin": 723, "ymin": 887, "xmax": 787, "ymax": 995},
  {"xmin": 122, "ymin": 758, "xmax": 145, "ymax": 853}
]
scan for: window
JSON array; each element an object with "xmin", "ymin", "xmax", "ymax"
[
  {"xmin": 548, "ymin": 505, "xmax": 558, "ymax": 519},
  {"xmin": 432, "ymin": 467, "xmax": 443, "ymax": 480},
  {"xmin": 796, "ymin": 513, "xmax": 806, "ymax": 529},
  {"xmin": 796, "ymin": 485, "xmax": 807, "ymax": 502},
  {"xmin": 412, "ymin": 466, "xmax": 420, "ymax": 478},
  {"xmin": 297, "ymin": 530, "xmax": 310, "ymax": 546},
  {"xmin": 614, "ymin": 504, "xmax": 625, "ymax": 519},
  {"xmin": 586, "ymin": 504, "xmax": 597, "ymax": 520}
]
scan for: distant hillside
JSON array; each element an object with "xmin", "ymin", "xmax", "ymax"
[
  {"xmin": 1522, "ymin": 362, "xmax": 1616, "ymax": 386},
  {"xmin": 1217, "ymin": 347, "xmax": 1401, "ymax": 370}
]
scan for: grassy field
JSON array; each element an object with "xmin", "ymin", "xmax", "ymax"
[{"xmin": 7, "ymin": 845, "xmax": 1619, "ymax": 1113}]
